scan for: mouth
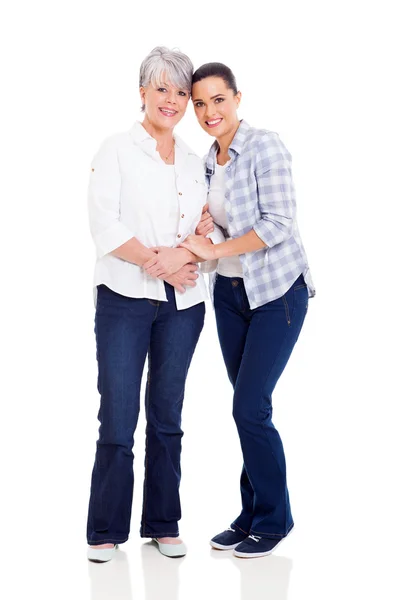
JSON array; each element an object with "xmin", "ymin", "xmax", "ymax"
[
  {"xmin": 205, "ymin": 118, "xmax": 223, "ymax": 128},
  {"xmin": 159, "ymin": 108, "xmax": 178, "ymax": 117}
]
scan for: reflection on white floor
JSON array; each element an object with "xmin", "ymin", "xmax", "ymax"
[
  {"xmin": 210, "ymin": 549, "xmax": 292, "ymax": 600},
  {"xmin": 141, "ymin": 543, "xmax": 182, "ymax": 600},
  {"xmin": 88, "ymin": 549, "xmax": 133, "ymax": 600},
  {"xmin": 88, "ymin": 540, "xmax": 292, "ymax": 600}
]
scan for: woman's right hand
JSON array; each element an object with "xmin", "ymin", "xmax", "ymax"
[
  {"xmin": 164, "ymin": 263, "xmax": 199, "ymax": 293},
  {"xmin": 195, "ymin": 203, "xmax": 214, "ymax": 237}
]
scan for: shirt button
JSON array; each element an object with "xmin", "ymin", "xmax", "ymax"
[
  {"xmin": 181, "ymin": 214, "xmax": 185, "ymax": 218},
  {"xmin": 178, "ymin": 192, "xmax": 183, "ymax": 196},
  {"xmin": 228, "ymin": 216, "xmax": 233, "ymax": 223},
  {"xmin": 227, "ymin": 167, "xmax": 231, "ymax": 172},
  {"xmin": 177, "ymin": 234, "xmax": 181, "ymax": 238}
]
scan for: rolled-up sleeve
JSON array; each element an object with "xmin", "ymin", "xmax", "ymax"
[
  {"xmin": 253, "ymin": 134, "xmax": 294, "ymax": 249},
  {"xmin": 207, "ymin": 223, "xmax": 226, "ymax": 245},
  {"xmin": 201, "ymin": 223, "xmax": 227, "ymax": 273},
  {"xmin": 88, "ymin": 140, "xmax": 134, "ymax": 258}
]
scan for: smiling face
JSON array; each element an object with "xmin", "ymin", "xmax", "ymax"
[
  {"xmin": 140, "ymin": 79, "xmax": 190, "ymax": 131},
  {"xmin": 192, "ymin": 77, "xmax": 241, "ymax": 139}
]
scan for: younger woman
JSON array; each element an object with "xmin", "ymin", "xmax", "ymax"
[{"xmin": 182, "ymin": 63, "xmax": 315, "ymax": 558}]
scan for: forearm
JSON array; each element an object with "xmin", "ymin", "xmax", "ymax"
[
  {"xmin": 213, "ymin": 229, "xmax": 267, "ymax": 259},
  {"xmin": 111, "ymin": 236, "xmax": 156, "ymax": 266},
  {"xmin": 180, "ymin": 244, "xmax": 211, "ymax": 264}
]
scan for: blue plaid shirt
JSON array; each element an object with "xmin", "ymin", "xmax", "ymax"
[{"xmin": 205, "ymin": 120, "xmax": 315, "ymax": 309}]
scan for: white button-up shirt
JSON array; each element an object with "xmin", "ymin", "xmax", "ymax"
[{"xmin": 88, "ymin": 121, "xmax": 223, "ymax": 310}]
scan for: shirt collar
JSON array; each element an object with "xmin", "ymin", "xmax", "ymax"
[
  {"xmin": 205, "ymin": 120, "xmax": 250, "ymax": 175},
  {"xmin": 129, "ymin": 121, "xmax": 196, "ymax": 157}
]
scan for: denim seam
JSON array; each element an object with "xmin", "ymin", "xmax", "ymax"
[
  {"xmin": 140, "ymin": 302, "xmax": 203, "ymax": 537},
  {"xmin": 293, "ymin": 284, "xmax": 307, "ymax": 291},
  {"xmin": 282, "ymin": 295, "xmax": 291, "ymax": 326},
  {"xmin": 141, "ymin": 347, "xmax": 151, "ymax": 534},
  {"xmin": 232, "ymin": 522, "xmax": 250, "ymax": 535},
  {"xmin": 255, "ymin": 297, "xmax": 307, "ymax": 489},
  {"xmin": 88, "ymin": 537, "xmax": 128, "ymax": 544},
  {"xmin": 239, "ymin": 283, "xmax": 247, "ymax": 313},
  {"xmin": 287, "ymin": 300, "xmax": 308, "ymax": 347},
  {"xmin": 142, "ymin": 532, "xmax": 180, "ymax": 538},
  {"xmin": 260, "ymin": 400, "xmax": 289, "ymax": 483},
  {"xmin": 235, "ymin": 320, "xmax": 292, "ymax": 528},
  {"xmin": 151, "ymin": 302, "xmax": 160, "ymax": 321},
  {"xmin": 248, "ymin": 531, "xmax": 283, "ymax": 537},
  {"xmin": 251, "ymin": 320, "xmax": 293, "ymax": 483},
  {"xmin": 230, "ymin": 278, "xmax": 244, "ymax": 314},
  {"xmin": 249, "ymin": 523, "xmax": 294, "ymax": 537}
]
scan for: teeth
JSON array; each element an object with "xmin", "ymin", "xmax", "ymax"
[
  {"xmin": 160, "ymin": 109, "xmax": 176, "ymax": 115},
  {"xmin": 207, "ymin": 119, "xmax": 222, "ymax": 125}
]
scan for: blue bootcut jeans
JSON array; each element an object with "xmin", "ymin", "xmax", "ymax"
[
  {"xmin": 214, "ymin": 273, "xmax": 308, "ymax": 539},
  {"xmin": 87, "ymin": 283, "xmax": 205, "ymax": 545}
]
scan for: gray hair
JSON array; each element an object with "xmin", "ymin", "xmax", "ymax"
[{"xmin": 139, "ymin": 46, "xmax": 193, "ymax": 111}]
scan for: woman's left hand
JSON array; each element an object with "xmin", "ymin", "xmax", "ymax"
[
  {"xmin": 195, "ymin": 204, "xmax": 214, "ymax": 236},
  {"xmin": 143, "ymin": 247, "xmax": 191, "ymax": 278},
  {"xmin": 180, "ymin": 235, "xmax": 217, "ymax": 261}
]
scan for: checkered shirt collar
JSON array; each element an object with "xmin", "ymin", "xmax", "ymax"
[{"xmin": 205, "ymin": 120, "xmax": 251, "ymax": 176}]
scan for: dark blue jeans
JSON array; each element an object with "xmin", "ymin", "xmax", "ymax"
[
  {"xmin": 214, "ymin": 273, "xmax": 308, "ymax": 539},
  {"xmin": 87, "ymin": 284, "xmax": 205, "ymax": 545}
]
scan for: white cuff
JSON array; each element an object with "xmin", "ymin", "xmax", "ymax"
[{"xmin": 93, "ymin": 222, "xmax": 134, "ymax": 258}]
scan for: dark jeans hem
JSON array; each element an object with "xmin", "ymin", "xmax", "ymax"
[
  {"xmin": 249, "ymin": 522, "xmax": 294, "ymax": 539},
  {"xmin": 141, "ymin": 532, "xmax": 179, "ymax": 539},
  {"xmin": 231, "ymin": 522, "xmax": 250, "ymax": 535},
  {"xmin": 87, "ymin": 537, "xmax": 128, "ymax": 545}
]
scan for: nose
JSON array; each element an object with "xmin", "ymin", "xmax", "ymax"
[
  {"xmin": 166, "ymin": 90, "xmax": 177, "ymax": 104},
  {"xmin": 205, "ymin": 105, "xmax": 216, "ymax": 119}
]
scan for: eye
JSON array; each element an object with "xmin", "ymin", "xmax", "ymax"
[
  {"xmin": 194, "ymin": 101, "xmax": 205, "ymax": 108},
  {"xmin": 215, "ymin": 97, "xmax": 224, "ymax": 104},
  {"xmin": 178, "ymin": 91, "xmax": 187, "ymax": 97},
  {"xmin": 157, "ymin": 87, "xmax": 167, "ymax": 93}
]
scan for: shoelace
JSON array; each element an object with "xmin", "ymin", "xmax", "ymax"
[{"xmin": 248, "ymin": 535, "xmax": 262, "ymax": 542}]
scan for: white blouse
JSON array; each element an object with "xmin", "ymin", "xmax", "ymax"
[
  {"xmin": 88, "ymin": 121, "xmax": 224, "ymax": 310},
  {"xmin": 208, "ymin": 162, "xmax": 243, "ymax": 278}
]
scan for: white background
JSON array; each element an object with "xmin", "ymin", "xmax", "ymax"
[{"xmin": 1, "ymin": 1, "xmax": 399, "ymax": 599}]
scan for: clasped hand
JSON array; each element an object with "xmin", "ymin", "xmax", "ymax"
[
  {"xmin": 142, "ymin": 204, "xmax": 216, "ymax": 292},
  {"xmin": 143, "ymin": 247, "xmax": 190, "ymax": 279},
  {"xmin": 179, "ymin": 235, "xmax": 217, "ymax": 261}
]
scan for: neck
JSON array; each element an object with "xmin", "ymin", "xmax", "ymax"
[
  {"xmin": 216, "ymin": 120, "xmax": 241, "ymax": 156},
  {"xmin": 141, "ymin": 117, "xmax": 174, "ymax": 146}
]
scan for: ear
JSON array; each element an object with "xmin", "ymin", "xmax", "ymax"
[
  {"xmin": 139, "ymin": 86, "xmax": 146, "ymax": 105},
  {"xmin": 236, "ymin": 91, "xmax": 242, "ymax": 108}
]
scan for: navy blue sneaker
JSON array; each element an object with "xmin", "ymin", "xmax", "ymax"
[
  {"xmin": 210, "ymin": 526, "xmax": 248, "ymax": 550},
  {"xmin": 233, "ymin": 534, "xmax": 289, "ymax": 558}
]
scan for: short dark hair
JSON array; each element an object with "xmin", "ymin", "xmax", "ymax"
[{"xmin": 192, "ymin": 62, "xmax": 238, "ymax": 95}]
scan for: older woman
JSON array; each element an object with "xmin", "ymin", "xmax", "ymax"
[
  {"xmin": 86, "ymin": 47, "xmax": 222, "ymax": 563},
  {"xmin": 180, "ymin": 63, "xmax": 315, "ymax": 558}
]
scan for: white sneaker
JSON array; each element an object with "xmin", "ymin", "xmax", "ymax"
[
  {"xmin": 87, "ymin": 544, "xmax": 118, "ymax": 563},
  {"xmin": 152, "ymin": 539, "xmax": 187, "ymax": 558}
]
